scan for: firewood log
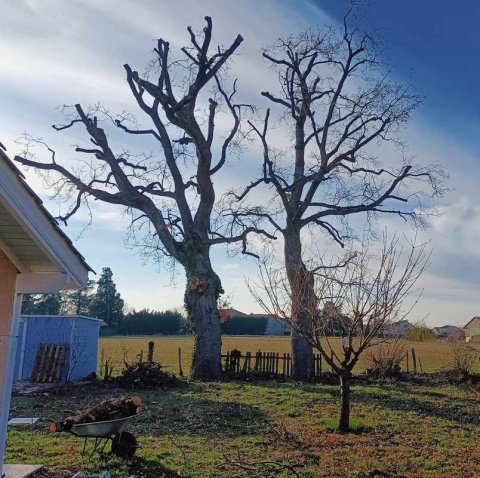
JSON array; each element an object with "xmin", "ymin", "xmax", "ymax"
[{"xmin": 49, "ymin": 395, "xmax": 141, "ymax": 432}]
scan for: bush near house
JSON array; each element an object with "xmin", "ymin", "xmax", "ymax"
[{"xmin": 404, "ymin": 327, "xmax": 437, "ymax": 342}]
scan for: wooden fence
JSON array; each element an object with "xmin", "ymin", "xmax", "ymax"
[
  {"xmin": 222, "ymin": 346, "xmax": 423, "ymax": 379},
  {"xmin": 222, "ymin": 350, "xmax": 328, "ymax": 378},
  {"xmin": 98, "ymin": 343, "xmax": 423, "ymax": 379}
]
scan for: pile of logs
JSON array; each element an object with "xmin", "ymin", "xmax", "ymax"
[{"xmin": 50, "ymin": 395, "xmax": 141, "ymax": 432}]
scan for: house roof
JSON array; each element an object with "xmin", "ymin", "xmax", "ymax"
[
  {"xmin": 0, "ymin": 148, "xmax": 92, "ymax": 288},
  {"xmin": 21, "ymin": 314, "xmax": 103, "ymax": 323},
  {"xmin": 219, "ymin": 308, "xmax": 248, "ymax": 320},
  {"xmin": 463, "ymin": 317, "xmax": 480, "ymax": 329},
  {"xmin": 249, "ymin": 313, "xmax": 283, "ymax": 320}
]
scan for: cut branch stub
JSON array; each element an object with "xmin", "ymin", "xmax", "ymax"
[{"xmin": 188, "ymin": 277, "xmax": 210, "ymax": 294}]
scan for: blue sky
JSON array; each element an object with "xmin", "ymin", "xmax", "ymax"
[
  {"xmin": 316, "ymin": 0, "xmax": 480, "ymax": 149},
  {"xmin": 1, "ymin": 1, "xmax": 479, "ymax": 326}
]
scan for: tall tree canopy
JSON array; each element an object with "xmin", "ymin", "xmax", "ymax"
[
  {"xmin": 15, "ymin": 17, "xmax": 272, "ymax": 379},
  {"xmin": 233, "ymin": 12, "xmax": 443, "ymax": 379}
]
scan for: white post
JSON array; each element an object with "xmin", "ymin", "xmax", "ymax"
[{"xmin": 0, "ymin": 291, "xmax": 22, "ymax": 476}]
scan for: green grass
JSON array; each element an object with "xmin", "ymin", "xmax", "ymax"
[{"xmin": 6, "ymin": 378, "xmax": 480, "ymax": 477}]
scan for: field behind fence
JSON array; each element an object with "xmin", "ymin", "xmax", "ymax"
[{"xmin": 98, "ymin": 336, "xmax": 476, "ymax": 376}]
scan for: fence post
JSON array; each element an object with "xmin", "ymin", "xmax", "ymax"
[
  {"xmin": 100, "ymin": 348, "xmax": 105, "ymax": 377},
  {"xmin": 225, "ymin": 351, "xmax": 230, "ymax": 373},
  {"xmin": 411, "ymin": 347, "xmax": 417, "ymax": 374},
  {"xmin": 178, "ymin": 347, "xmax": 184, "ymax": 377},
  {"xmin": 147, "ymin": 341, "xmax": 155, "ymax": 363},
  {"xmin": 138, "ymin": 350, "xmax": 144, "ymax": 363},
  {"xmin": 406, "ymin": 352, "xmax": 409, "ymax": 373},
  {"xmin": 243, "ymin": 352, "xmax": 250, "ymax": 373},
  {"xmin": 254, "ymin": 351, "xmax": 260, "ymax": 372}
]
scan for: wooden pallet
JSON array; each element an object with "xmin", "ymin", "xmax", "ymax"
[{"xmin": 31, "ymin": 344, "xmax": 70, "ymax": 383}]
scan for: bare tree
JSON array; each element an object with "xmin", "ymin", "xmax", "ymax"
[
  {"xmin": 248, "ymin": 234, "xmax": 429, "ymax": 432},
  {"xmin": 231, "ymin": 11, "xmax": 443, "ymax": 380},
  {"xmin": 14, "ymin": 17, "xmax": 272, "ymax": 380}
]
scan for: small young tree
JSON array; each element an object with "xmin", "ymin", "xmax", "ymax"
[
  {"xmin": 90, "ymin": 267, "xmax": 124, "ymax": 327},
  {"xmin": 249, "ymin": 234, "xmax": 428, "ymax": 432}
]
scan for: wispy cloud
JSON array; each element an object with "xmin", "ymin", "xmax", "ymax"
[{"xmin": 1, "ymin": 1, "xmax": 478, "ymax": 325}]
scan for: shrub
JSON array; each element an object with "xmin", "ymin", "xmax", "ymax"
[
  {"xmin": 449, "ymin": 342, "xmax": 479, "ymax": 381},
  {"xmin": 118, "ymin": 361, "xmax": 179, "ymax": 389},
  {"xmin": 364, "ymin": 342, "xmax": 406, "ymax": 379},
  {"xmin": 404, "ymin": 327, "xmax": 436, "ymax": 342},
  {"xmin": 118, "ymin": 309, "xmax": 186, "ymax": 335}
]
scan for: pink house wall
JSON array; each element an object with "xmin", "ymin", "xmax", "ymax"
[{"xmin": 0, "ymin": 249, "xmax": 17, "ymax": 389}]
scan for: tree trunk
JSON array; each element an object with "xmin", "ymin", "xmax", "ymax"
[
  {"xmin": 284, "ymin": 227, "xmax": 314, "ymax": 381},
  {"xmin": 184, "ymin": 250, "xmax": 223, "ymax": 380},
  {"xmin": 339, "ymin": 370, "xmax": 351, "ymax": 433}
]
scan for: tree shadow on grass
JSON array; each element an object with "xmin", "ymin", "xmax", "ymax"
[
  {"xmin": 133, "ymin": 391, "xmax": 270, "ymax": 438},
  {"xmin": 239, "ymin": 379, "xmax": 479, "ymax": 429},
  {"xmin": 351, "ymin": 382, "xmax": 480, "ymax": 426}
]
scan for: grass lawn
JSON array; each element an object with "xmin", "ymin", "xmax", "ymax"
[{"xmin": 6, "ymin": 378, "xmax": 480, "ymax": 477}]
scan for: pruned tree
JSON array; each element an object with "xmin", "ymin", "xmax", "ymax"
[
  {"xmin": 231, "ymin": 11, "xmax": 443, "ymax": 380},
  {"xmin": 248, "ymin": 234, "xmax": 429, "ymax": 432},
  {"xmin": 14, "ymin": 17, "xmax": 271, "ymax": 379}
]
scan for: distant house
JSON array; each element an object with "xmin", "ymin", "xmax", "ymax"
[
  {"xmin": 383, "ymin": 320, "xmax": 415, "ymax": 338},
  {"xmin": 253, "ymin": 313, "xmax": 290, "ymax": 336},
  {"xmin": 464, "ymin": 317, "xmax": 480, "ymax": 342},
  {"xmin": 218, "ymin": 309, "xmax": 290, "ymax": 336},
  {"xmin": 219, "ymin": 308, "xmax": 247, "ymax": 323},
  {"xmin": 433, "ymin": 325, "xmax": 464, "ymax": 340}
]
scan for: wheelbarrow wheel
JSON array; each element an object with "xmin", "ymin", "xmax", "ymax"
[{"xmin": 111, "ymin": 431, "xmax": 138, "ymax": 458}]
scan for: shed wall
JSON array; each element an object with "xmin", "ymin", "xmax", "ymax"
[
  {"xmin": 70, "ymin": 318, "xmax": 100, "ymax": 379},
  {"xmin": 19, "ymin": 316, "xmax": 99, "ymax": 381}
]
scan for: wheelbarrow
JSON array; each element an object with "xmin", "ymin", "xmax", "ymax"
[{"xmin": 69, "ymin": 415, "xmax": 139, "ymax": 457}]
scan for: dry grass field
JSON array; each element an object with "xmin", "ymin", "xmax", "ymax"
[{"xmin": 98, "ymin": 335, "xmax": 468, "ymax": 375}]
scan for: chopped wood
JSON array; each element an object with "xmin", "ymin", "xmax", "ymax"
[{"xmin": 50, "ymin": 395, "xmax": 141, "ymax": 432}]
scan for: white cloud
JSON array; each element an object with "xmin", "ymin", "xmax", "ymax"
[{"xmin": 1, "ymin": 1, "xmax": 478, "ymax": 326}]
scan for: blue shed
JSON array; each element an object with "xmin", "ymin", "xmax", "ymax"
[{"xmin": 14, "ymin": 315, "xmax": 101, "ymax": 381}]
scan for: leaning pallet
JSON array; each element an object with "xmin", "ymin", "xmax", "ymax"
[{"xmin": 31, "ymin": 344, "xmax": 70, "ymax": 383}]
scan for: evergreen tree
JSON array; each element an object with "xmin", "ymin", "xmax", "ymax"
[
  {"xmin": 62, "ymin": 280, "xmax": 96, "ymax": 316},
  {"xmin": 90, "ymin": 267, "xmax": 124, "ymax": 327},
  {"xmin": 21, "ymin": 294, "xmax": 37, "ymax": 314},
  {"xmin": 21, "ymin": 293, "xmax": 62, "ymax": 315}
]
